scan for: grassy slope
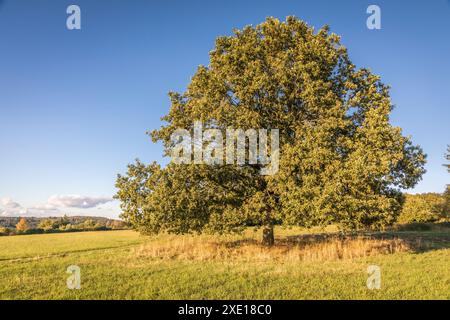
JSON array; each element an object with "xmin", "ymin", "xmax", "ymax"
[{"xmin": 0, "ymin": 229, "xmax": 449, "ymax": 299}]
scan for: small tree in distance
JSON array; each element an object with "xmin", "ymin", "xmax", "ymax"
[
  {"xmin": 16, "ymin": 218, "xmax": 30, "ymax": 232},
  {"xmin": 38, "ymin": 219, "xmax": 55, "ymax": 231},
  {"xmin": 115, "ymin": 17, "xmax": 426, "ymax": 245}
]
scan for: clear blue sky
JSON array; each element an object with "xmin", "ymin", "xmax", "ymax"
[{"xmin": 0, "ymin": 0, "xmax": 449, "ymax": 218}]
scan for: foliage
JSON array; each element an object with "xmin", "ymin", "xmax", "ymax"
[
  {"xmin": 15, "ymin": 218, "xmax": 30, "ymax": 232},
  {"xmin": 0, "ymin": 226, "xmax": 10, "ymax": 236},
  {"xmin": 398, "ymin": 193, "xmax": 445, "ymax": 223},
  {"xmin": 116, "ymin": 17, "xmax": 426, "ymax": 243},
  {"xmin": 443, "ymin": 186, "xmax": 450, "ymax": 219},
  {"xmin": 443, "ymin": 146, "xmax": 450, "ymax": 217},
  {"xmin": 0, "ymin": 216, "xmax": 127, "ymax": 236},
  {"xmin": 38, "ymin": 219, "xmax": 58, "ymax": 231}
]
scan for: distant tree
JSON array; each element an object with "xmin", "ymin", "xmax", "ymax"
[
  {"xmin": 16, "ymin": 218, "xmax": 30, "ymax": 232},
  {"xmin": 106, "ymin": 220, "xmax": 126, "ymax": 229},
  {"xmin": 59, "ymin": 215, "xmax": 69, "ymax": 226},
  {"xmin": 0, "ymin": 226, "xmax": 10, "ymax": 235},
  {"xmin": 38, "ymin": 219, "xmax": 56, "ymax": 231},
  {"xmin": 114, "ymin": 220, "xmax": 127, "ymax": 229},
  {"xmin": 116, "ymin": 17, "xmax": 426, "ymax": 245},
  {"xmin": 59, "ymin": 223, "xmax": 74, "ymax": 231},
  {"xmin": 83, "ymin": 219, "xmax": 97, "ymax": 229}
]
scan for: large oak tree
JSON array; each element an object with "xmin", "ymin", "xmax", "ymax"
[{"xmin": 115, "ymin": 17, "xmax": 426, "ymax": 245}]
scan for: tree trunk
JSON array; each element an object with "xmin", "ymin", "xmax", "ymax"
[{"xmin": 262, "ymin": 225, "xmax": 274, "ymax": 246}]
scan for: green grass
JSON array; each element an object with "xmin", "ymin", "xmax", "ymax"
[{"xmin": 0, "ymin": 228, "xmax": 449, "ymax": 299}]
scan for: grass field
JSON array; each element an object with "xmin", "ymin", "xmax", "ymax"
[{"xmin": 0, "ymin": 228, "xmax": 449, "ymax": 299}]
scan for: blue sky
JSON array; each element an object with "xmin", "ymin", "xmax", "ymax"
[{"xmin": 0, "ymin": 0, "xmax": 449, "ymax": 218}]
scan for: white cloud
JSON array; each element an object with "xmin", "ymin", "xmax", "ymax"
[
  {"xmin": 46, "ymin": 194, "xmax": 113, "ymax": 209},
  {"xmin": 1, "ymin": 197, "xmax": 21, "ymax": 209},
  {"xmin": 0, "ymin": 197, "xmax": 24, "ymax": 216},
  {"xmin": 0, "ymin": 198, "xmax": 59, "ymax": 217},
  {"xmin": 0, "ymin": 195, "xmax": 113, "ymax": 217}
]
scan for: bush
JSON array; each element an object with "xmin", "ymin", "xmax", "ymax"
[
  {"xmin": 16, "ymin": 218, "xmax": 30, "ymax": 232},
  {"xmin": 24, "ymin": 228, "xmax": 45, "ymax": 235},
  {"xmin": 398, "ymin": 193, "xmax": 445, "ymax": 224},
  {"xmin": 38, "ymin": 219, "xmax": 57, "ymax": 231},
  {"xmin": 0, "ymin": 227, "xmax": 10, "ymax": 236}
]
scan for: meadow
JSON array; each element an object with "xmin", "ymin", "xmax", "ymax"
[{"xmin": 0, "ymin": 227, "xmax": 449, "ymax": 299}]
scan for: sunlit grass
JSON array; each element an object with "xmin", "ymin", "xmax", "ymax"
[{"xmin": 0, "ymin": 228, "xmax": 449, "ymax": 299}]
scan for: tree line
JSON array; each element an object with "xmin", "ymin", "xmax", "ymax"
[{"xmin": 0, "ymin": 216, "xmax": 128, "ymax": 236}]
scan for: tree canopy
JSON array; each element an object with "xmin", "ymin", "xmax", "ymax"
[
  {"xmin": 115, "ymin": 17, "xmax": 426, "ymax": 245},
  {"xmin": 398, "ymin": 193, "xmax": 445, "ymax": 224}
]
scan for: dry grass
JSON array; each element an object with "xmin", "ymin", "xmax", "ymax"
[{"xmin": 131, "ymin": 233, "xmax": 413, "ymax": 263}]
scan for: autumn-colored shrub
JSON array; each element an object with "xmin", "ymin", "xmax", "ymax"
[{"xmin": 15, "ymin": 218, "xmax": 30, "ymax": 232}]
